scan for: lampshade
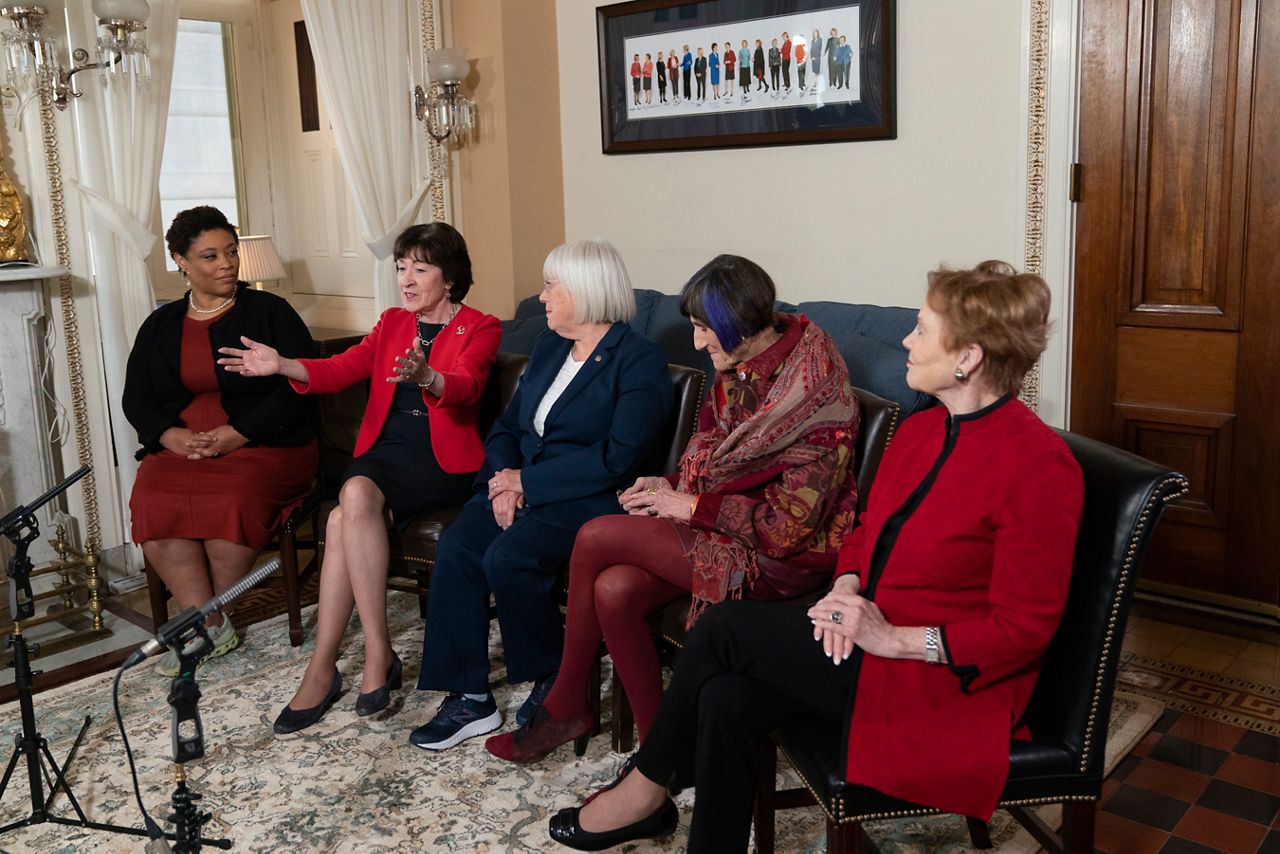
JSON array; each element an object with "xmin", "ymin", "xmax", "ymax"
[
  {"xmin": 91, "ymin": 0, "xmax": 150, "ymax": 24},
  {"xmin": 238, "ymin": 235, "xmax": 286, "ymax": 285},
  {"xmin": 425, "ymin": 47, "xmax": 468, "ymax": 85}
]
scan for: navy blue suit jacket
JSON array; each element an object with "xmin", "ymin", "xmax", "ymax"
[{"xmin": 476, "ymin": 322, "xmax": 674, "ymax": 531}]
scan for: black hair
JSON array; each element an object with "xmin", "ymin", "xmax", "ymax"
[
  {"xmin": 679, "ymin": 254, "xmax": 777, "ymax": 354},
  {"xmin": 393, "ymin": 222, "xmax": 474, "ymax": 303},
  {"xmin": 165, "ymin": 206, "xmax": 237, "ymax": 258}
]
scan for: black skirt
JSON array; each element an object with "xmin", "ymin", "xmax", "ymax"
[{"xmin": 342, "ymin": 380, "xmax": 475, "ymax": 530}]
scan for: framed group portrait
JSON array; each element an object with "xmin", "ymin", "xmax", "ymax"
[{"xmin": 596, "ymin": 0, "xmax": 895, "ymax": 154}]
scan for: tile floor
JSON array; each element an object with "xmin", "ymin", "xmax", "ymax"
[{"xmin": 1098, "ymin": 615, "xmax": 1280, "ymax": 854}]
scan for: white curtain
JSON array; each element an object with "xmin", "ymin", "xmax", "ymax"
[
  {"xmin": 71, "ymin": 0, "xmax": 179, "ymax": 554},
  {"xmin": 300, "ymin": 0, "xmax": 433, "ymax": 312}
]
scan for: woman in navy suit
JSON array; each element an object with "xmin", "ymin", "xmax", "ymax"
[{"xmin": 409, "ymin": 240, "xmax": 674, "ymax": 751}]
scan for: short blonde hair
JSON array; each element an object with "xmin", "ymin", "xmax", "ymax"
[
  {"xmin": 543, "ymin": 240, "xmax": 636, "ymax": 324},
  {"xmin": 927, "ymin": 260, "xmax": 1051, "ymax": 395}
]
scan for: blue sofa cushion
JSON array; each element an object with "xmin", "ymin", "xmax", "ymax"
[{"xmin": 798, "ymin": 301, "xmax": 931, "ymax": 415}]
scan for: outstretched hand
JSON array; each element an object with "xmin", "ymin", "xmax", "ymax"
[{"xmin": 218, "ymin": 336, "xmax": 283, "ymax": 377}]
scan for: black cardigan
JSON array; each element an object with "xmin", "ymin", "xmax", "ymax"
[{"xmin": 122, "ymin": 284, "xmax": 319, "ymax": 460}]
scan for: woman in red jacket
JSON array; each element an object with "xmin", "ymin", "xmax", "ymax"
[
  {"xmin": 218, "ymin": 223, "xmax": 501, "ymax": 733},
  {"xmin": 546, "ymin": 260, "xmax": 1084, "ymax": 852}
]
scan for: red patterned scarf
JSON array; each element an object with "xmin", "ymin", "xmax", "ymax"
[{"xmin": 678, "ymin": 317, "xmax": 857, "ymax": 625}]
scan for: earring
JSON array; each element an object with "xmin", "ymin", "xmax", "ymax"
[
  {"xmin": 179, "ymin": 268, "xmax": 188, "ymax": 279},
  {"xmin": 953, "ymin": 367, "xmax": 967, "ymax": 382}
]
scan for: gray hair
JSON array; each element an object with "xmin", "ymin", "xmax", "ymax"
[{"xmin": 543, "ymin": 240, "xmax": 636, "ymax": 324}]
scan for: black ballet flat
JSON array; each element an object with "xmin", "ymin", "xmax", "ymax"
[
  {"xmin": 547, "ymin": 797, "xmax": 678, "ymax": 851},
  {"xmin": 273, "ymin": 668, "xmax": 342, "ymax": 735},
  {"xmin": 355, "ymin": 653, "xmax": 403, "ymax": 717}
]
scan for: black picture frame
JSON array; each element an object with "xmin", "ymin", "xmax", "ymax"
[{"xmin": 596, "ymin": 0, "xmax": 895, "ymax": 154}]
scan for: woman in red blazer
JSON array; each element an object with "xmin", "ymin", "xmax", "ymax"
[
  {"xmin": 218, "ymin": 223, "xmax": 500, "ymax": 733},
  {"xmin": 546, "ymin": 261, "xmax": 1084, "ymax": 852}
]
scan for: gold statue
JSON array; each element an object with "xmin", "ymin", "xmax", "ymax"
[{"xmin": 0, "ymin": 164, "xmax": 33, "ymax": 263}]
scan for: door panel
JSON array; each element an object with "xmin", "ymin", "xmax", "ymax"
[{"xmin": 1074, "ymin": 0, "xmax": 1277, "ymax": 615}]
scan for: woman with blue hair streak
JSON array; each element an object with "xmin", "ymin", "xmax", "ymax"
[{"xmin": 486, "ymin": 254, "xmax": 862, "ymax": 764}]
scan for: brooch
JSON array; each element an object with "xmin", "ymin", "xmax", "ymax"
[{"xmin": 456, "ymin": 326, "xmax": 465, "ymax": 334}]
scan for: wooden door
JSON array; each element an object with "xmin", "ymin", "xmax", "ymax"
[{"xmin": 1072, "ymin": 0, "xmax": 1279, "ymax": 618}]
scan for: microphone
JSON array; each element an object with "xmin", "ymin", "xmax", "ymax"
[{"xmin": 123, "ymin": 557, "xmax": 282, "ymax": 669}]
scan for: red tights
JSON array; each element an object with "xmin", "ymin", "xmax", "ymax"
[{"xmin": 541, "ymin": 514, "xmax": 695, "ymax": 740}]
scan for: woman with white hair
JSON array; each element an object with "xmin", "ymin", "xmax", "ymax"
[{"xmin": 408, "ymin": 240, "xmax": 674, "ymax": 751}]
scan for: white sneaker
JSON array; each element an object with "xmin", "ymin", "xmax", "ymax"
[{"xmin": 156, "ymin": 616, "xmax": 240, "ymax": 677}]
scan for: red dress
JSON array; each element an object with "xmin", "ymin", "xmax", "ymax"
[{"xmin": 130, "ymin": 315, "xmax": 317, "ymax": 549}]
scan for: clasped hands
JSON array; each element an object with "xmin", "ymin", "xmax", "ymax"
[
  {"xmin": 160, "ymin": 424, "xmax": 246, "ymax": 460},
  {"xmin": 807, "ymin": 574, "xmax": 899, "ymax": 664},
  {"xmin": 618, "ymin": 476, "xmax": 696, "ymax": 522},
  {"xmin": 487, "ymin": 468, "xmax": 524, "ymax": 530}
]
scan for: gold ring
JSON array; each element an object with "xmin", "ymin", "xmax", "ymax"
[{"xmin": 646, "ymin": 485, "xmax": 658, "ymax": 496}]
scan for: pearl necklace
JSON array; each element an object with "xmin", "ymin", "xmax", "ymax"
[{"xmin": 188, "ymin": 292, "xmax": 236, "ymax": 315}]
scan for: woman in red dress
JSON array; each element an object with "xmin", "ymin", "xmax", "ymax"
[{"xmin": 125, "ymin": 206, "xmax": 318, "ymax": 677}]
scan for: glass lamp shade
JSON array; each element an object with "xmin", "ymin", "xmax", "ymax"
[
  {"xmin": 425, "ymin": 47, "xmax": 468, "ymax": 85},
  {"xmin": 237, "ymin": 235, "xmax": 287, "ymax": 286},
  {"xmin": 91, "ymin": 0, "xmax": 150, "ymax": 24}
]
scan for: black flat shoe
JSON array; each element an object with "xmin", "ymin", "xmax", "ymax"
[
  {"xmin": 274, "ymin": 668, "xmax": 342, "ymax": 734},
  {"xmin": 547, "ymin": 797, "xmax": 678, "ymax": 851},
  {"xmin": 355, "ymin": 653, "xmax": 403, "ymax": 717}
]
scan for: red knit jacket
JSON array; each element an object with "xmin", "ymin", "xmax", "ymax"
[
  {"xmin": 290, "ymin": 305, "xmax": 500, "ymax": 473},
  {"xmin": 833, "ymin": 396, "xmax": 1083, "ymax": 819}
]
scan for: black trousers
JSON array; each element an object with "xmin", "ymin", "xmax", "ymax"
[
  {"xmin": 634, "ymin": 599, "xmax": 855, "ymax": 853},
  {"xmin": 770, "ymin": 66, "xmax": 780, "ymax": 89},
  {"xmin": 798, "ymin": 64, "xmax": 806, "ymax": 89},
  {"xmin": 696, "ymin": 75, "xmax": 706, "ymax": 99},
  {"xmin": 683, "ymin": 69, "xmax": 692, "ymax": 96},
  {"xmin": 782, "ymin": 60, "xmax": 791, "ymax": 89},
  {"xmin": 829, "ymin": 56, "xmax": 838, "ymax": 84}
]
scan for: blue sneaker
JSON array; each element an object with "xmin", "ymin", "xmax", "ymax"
[
  {"xmin": 517, "ymin": 671, "xmax": 558, "ymax": 729},
  {"xmin": 409, "ymin": 693, "xmax": 501, "ymax": 751}
]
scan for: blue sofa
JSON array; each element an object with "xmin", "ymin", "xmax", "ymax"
[{"xmin": 500, "ymin": 288, "xmax": 933, "ymax": 416}]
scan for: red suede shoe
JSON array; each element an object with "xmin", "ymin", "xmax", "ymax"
[{"xmin": 485, "ymin": 706, "xmax": 594, "ymax": 764}]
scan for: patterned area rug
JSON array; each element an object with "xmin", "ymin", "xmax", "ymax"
[
  {"xmin": 1118, "ymin": 652, "xmax": 1279, "ymax": 735},
  {"xmin": 0, "ymin": 597, "xmax": 1160, "ymax": 852}
]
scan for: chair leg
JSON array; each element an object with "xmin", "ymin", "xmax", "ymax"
[
  {"xmin": 1060, "ymin": 801, "xmax": 1096, "ymax": 853},
  {"xmin": 279, "ymin": 529, "xmax": 303, "ymax": 647},
  {"xmin": 752, "ymin": 739, "xmax": 778, "ymax": 854},
  {"xmin": 611, "ymin": 671, "xmax": 635, "ymax": 754},
  {"xmin": 965, "ymin": 816, "xmax": 993, "ymax": 849},
  {"xmin": 577, "ymin": 654, "xmax": 601, "ymax": 757},
  {"xmin": 828, "ymin": 820, "xmax": 878, "ymax": 854},
  {"xmin": 144, "ymin": 557, "xmax": 169, "ymax": 633}
]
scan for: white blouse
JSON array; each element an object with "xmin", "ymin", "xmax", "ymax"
[{"xmin": 532, "ymin": 352, "xmax": 587, "ymax": 436}]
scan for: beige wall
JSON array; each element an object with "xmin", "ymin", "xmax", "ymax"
[
  {"xmin": 554, "ymin": 1, "xmax": 1028, "ymax": 309},
  {"xmin": 454, "ymin": 0, "xmax": 565, "ymax": 319}
]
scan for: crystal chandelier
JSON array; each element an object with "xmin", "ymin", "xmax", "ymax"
[{"xmin": 0, "ymin": 0, "xmax": 151, "ymax": 110}]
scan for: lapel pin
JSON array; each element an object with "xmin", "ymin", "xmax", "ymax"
[
  {"xmin": 456, "ymin": 326, "xmax": 465, "ymax": 334},
  {"xmin": 594, "ymin": 355, "xmax": 603, "ymax": 362}
]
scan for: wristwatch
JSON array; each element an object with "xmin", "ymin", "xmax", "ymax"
[{"xmin": 924, "ymin": 626, "xmax": 942, "ymax": 665}]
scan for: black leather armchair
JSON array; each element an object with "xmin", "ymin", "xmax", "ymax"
[{"xmin": 752, "ymin": 431, "xmax": 1189, "ymax": 854}]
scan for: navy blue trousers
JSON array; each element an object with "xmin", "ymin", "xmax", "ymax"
[{"xmin": 417, "ymin": 498, "xmax": 578, "ymax": 694}]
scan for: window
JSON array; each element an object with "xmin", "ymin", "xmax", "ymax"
[{"xmin": 157, "ymin": 20, "xmax": 242, "ymax": 271}]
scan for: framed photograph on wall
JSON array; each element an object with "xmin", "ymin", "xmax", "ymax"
[{"xmin": 596, "ymin": 0, "xmax": 895, "ymax": 154}]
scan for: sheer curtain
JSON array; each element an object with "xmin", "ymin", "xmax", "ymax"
[
  {"xmin": 71, "ymin": 0, "xmax": 179, "ymax": 555},
  {"xmin": 300, "ymin": 0, "xmax": 433, "ymax": 313}
]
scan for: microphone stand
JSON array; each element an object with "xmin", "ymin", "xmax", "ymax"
[
  {"xmin": 0, "ymin": 467, "xmax": 153, "ymax": 842},
  {"xmin": 159, "ymin": 638, "xmax": 230, "ymax": 852}
]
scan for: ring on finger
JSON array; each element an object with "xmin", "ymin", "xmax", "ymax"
[
  {"xmin": 830, "ymin": 610, "xmax": 843, "ymax": 624},
  {"xmin": 646, "ymin": 485, "xmax": 658, "ymax": 496}
]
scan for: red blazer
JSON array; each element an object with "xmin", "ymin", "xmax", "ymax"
[
  {"xmin": 833, "ymin": 397, "xmax": 1083, "ymax": 820},
  {"xmin": 291, "ymin": 304, "xmax": 500, "ymax": 473}
]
